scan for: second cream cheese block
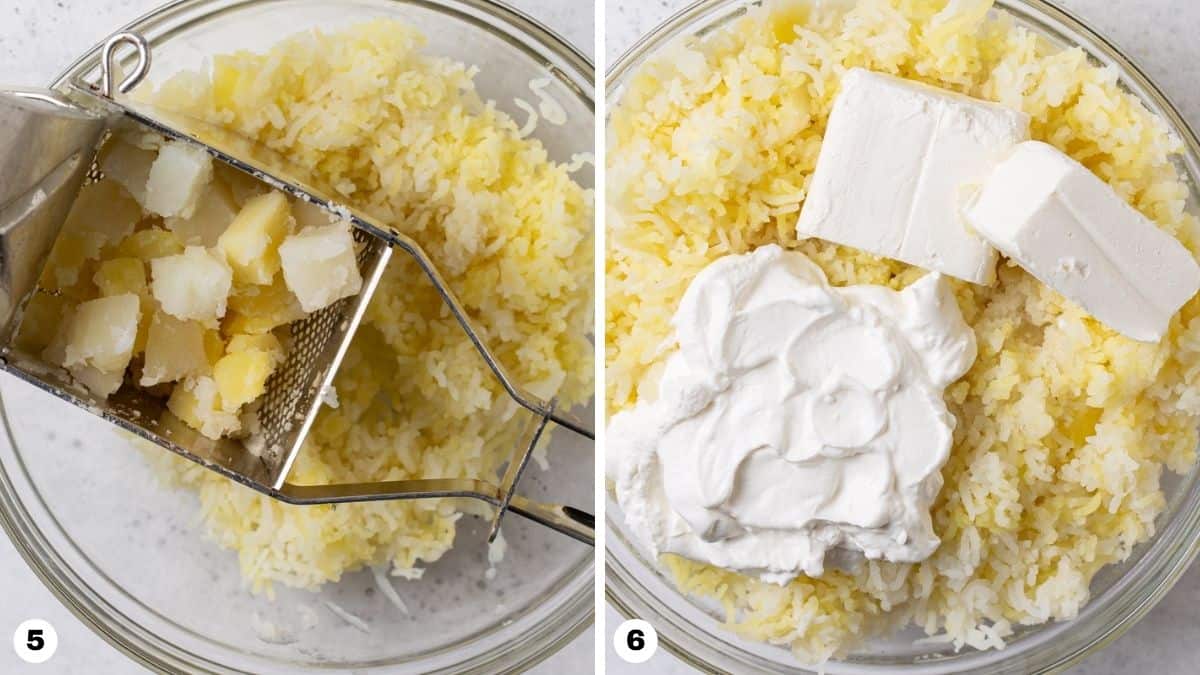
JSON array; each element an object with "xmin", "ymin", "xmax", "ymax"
[
  {"xmin": 966, "ymin": 141, "xmax": 1200, "ymax": 342},
  {"xmin": 797, "ymin": 68, "xmax": 1030, "ymax": 284}
]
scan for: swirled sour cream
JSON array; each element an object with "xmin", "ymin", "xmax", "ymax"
[{"xmin": 608, "ymin": 245, "xmax": 977, "ymax": 583}]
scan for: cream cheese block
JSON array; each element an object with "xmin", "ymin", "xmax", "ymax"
[
  {"xmin": 797, "ymin": 68, "xmax": 1030, "ymax": 284},
  {"xmin": 966, "ymin": 140, "xmax": 1200, "ymax": 342}
]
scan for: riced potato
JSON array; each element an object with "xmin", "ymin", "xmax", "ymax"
[{"xmin": 127, "ymin": 19, "xmax": 594, "ymax": 593}]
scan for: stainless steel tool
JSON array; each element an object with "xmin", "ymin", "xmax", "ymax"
[{"xmin": 0, "ymin": 33, "xmax": 594, "ymax": 544}]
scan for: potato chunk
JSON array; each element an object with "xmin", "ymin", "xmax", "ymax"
[
  {"xmin": 141, "ymin": 312, "xmax": 209, "ymax": 386},
  {"xmin": 61, "ymin": 180, "xmax": 141, "ymax": 256},
  {"xmin": 41, "ymin": 303, "xmax": 75, "ymax": 367},
  {"xmin": 92, "ymin": 259, "xmax": 153, "ymax": 357},
  {"xmin": 14, "ymin": 293, "xmax": 74, "ymax": 356},
  {"xmin": 278, "ymin": 223, "xmax": 362, "ymax": 312},
  {"xmin": 145, "ymin": 141, "xmax": 214, "ymax": 219},
  {"xmin": 227, "ymin": 332, "xmax": 285, "ymax": 365},
  {"xmin": 39, "ymin": 234, "xmax": 94, "ymax": 294},
  {"xmin": 167, "ymin": 376, "xmax": 241, "ymax": 439},
  {"xmin": 62, "ymin": 294, "xmax": 140, "ymax": 389},
  {"xmin": 218, "ymin": 192, "xmax": 292, "ymax": 285},
  {"xmin": 93, "ymin": 257, "xmax": 147, "ymax": 297},
  {"xmin": 116, "ymin": 229, "xmax": 184, "ymax": 261},
  {"xmin": 70, "ymin": 364, "xmax": 125, "ymax": 398},
  {"xmin": 203, "ymin": 329, "xmax": 226, "ymax": 367},
  {"xmin": 133, "ymin": 297, "xmax": 154, "ymax": 356},
  {"xmin": 224, "ymin": 276, "xmax": 305, "ymax": 334},
  {"xmin": 166, "ymin": 180, "xmax": 238, "ymax": 247},
  {"xmin": 151, "ymin": 246, "xmax": 233, "ymax": 323},
  {"xmin": 213, "ymin": 350, "xmax": 276, "ymax": 412},
  {"xmin": 99, "ymin": 138, "xmax": 156, "ymax": 207}
]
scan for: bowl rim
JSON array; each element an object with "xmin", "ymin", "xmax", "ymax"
[
  {"xmin": 603, "ymin": 0, "xmax": 1200, "ymax": 672},
  {"xmin": 0, "ymin": 0, "xmax": 596, "ymax": 673}
]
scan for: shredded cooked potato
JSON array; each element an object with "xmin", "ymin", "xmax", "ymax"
[
  {"xmin": 607, "ymin": 0, "xmax": 1200, "ymax": 662},
  {"xmin": 146, "ymin": 20, "xmax": 593, "ymax": 593}
]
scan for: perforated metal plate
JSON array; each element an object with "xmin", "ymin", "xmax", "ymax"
[{"xmin": 254, "ymin": 229, "xmax": 390, "ymax": 487}]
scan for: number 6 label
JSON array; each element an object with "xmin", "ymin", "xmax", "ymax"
[
  {"xmin": 613, "ymin": 618, "xmax": 658, "ymax": 664},
  {"xmin": 13, "ymin": 619, "xmax": 57, "ymax": 664}
]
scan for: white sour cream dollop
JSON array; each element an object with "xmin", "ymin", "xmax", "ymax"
[{"xmin": 608, "ymin": 244, "xmax": 977, "ymax": 583}]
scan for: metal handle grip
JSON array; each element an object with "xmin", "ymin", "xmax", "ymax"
[{"xmin": 277, "ymin": 478, "xmax": 595, "ymax": 545}]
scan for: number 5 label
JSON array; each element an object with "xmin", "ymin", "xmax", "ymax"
[
  {"xmin": 613, "ymin": 618, "xmax": 658, "ymax": 664},
  {"xmin": 13, "ymin": 619, "xmax": 57, "ymax": 664}
]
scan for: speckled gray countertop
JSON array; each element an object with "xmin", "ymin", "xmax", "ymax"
[
  {"xmin": 605, "ymin": 1, "xmax": 1200, "ymax": 674},
  {"xmin": 0, "ymin": 1, "xmax": 593, "ymax": 673}
]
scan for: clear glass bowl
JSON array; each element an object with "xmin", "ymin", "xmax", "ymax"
[
  {"xmin": 605, "ymin": 1, "xmax": 1200, "ymax": 673},
  {"xmin": 0, "ymin": 1, "xmax": 594, "ymax": 672}
]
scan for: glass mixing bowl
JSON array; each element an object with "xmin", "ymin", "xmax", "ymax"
[
  {"xmin": 0, "ymin": 1, "xmax": 594, "ymax": 672},
  {"xmin": 605, "ymin": 0, "xmax": 1200, "ymax": 673}
]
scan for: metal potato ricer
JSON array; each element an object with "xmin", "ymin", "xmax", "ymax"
[{"xmin": 0, "ymin": 34, "xmax": 594, "ymax": 544}]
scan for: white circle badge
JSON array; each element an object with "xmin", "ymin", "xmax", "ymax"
[
  {"xmin": 13, "ymin": 619, "xmax": 57, "ymax": 664},
  {"xmin": 613, "ymin": 618, "xmax": 658, "ymax": 664}
]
